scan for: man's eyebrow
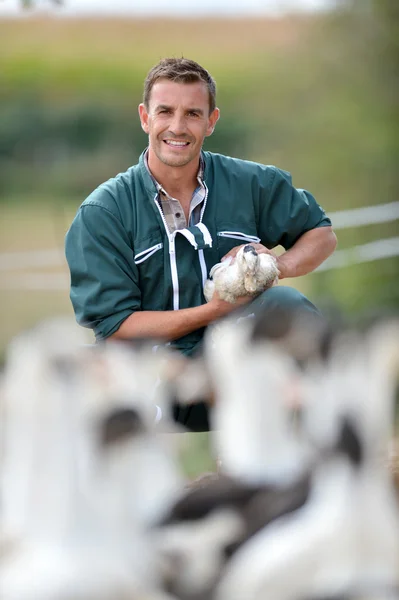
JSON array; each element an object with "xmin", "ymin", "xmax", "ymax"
[
  {"xmin": 154, "ymin": 104, "xmax": 204, "ymax": 115},
  {"xmin": 154, "ymin": 104, "xmax": 173, "ymax": 112},
  {"xmin": 187, "ymin": 108, "xmax": 204, "ymax": 115}
]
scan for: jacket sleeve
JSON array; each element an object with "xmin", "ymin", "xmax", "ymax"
[
  {"xmin": 65, "ymin": 196, "xmax": 141, "ymax": 340},
  {"xmin": 258, "ymin": 166, "xmax": 332, "ymax": 250}
]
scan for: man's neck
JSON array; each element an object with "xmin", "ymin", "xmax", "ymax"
[{"xmin": 147, "ymin": 149, "xmax": 200, "ymax": 198}]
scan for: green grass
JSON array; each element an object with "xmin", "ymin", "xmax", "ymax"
[
  {"xmin": 178, "ymin": 432, "xmax": 217, "ymax": 479},
  {"xmin": 0, "ymin": 199, "xmax": 81, "ymax": 360}
]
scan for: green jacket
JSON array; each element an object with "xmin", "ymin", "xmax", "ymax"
[{"xmin": 65, "ymin": 150, "xmax": 331, "ymax": 354}]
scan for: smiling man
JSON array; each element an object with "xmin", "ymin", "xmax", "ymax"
[
  {"xmin": 139, "ymin": 78, "xmax": 218, "ymax": 170},
  {"xmin": 65, "ymin": 57, "xmax": 337, "ymax": 431}
]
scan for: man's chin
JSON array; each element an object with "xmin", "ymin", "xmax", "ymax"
[{"xmin": 159, "ymin": 154, "xmax": 194, "ymax": 168}]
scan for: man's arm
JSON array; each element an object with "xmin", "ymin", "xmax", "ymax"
[
  {"xmin": 110, "ymin": 292, "xmax": 252, "ymax": 341},
  {"xmin": 276, "ymin": 226, "xmax": 337, "ymax": 279},
  {"xmin": 222, "ymin": 226, "xmax": 337, "ymax": 280}
]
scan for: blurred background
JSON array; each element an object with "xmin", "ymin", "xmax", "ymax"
[{"xmin": 0, "ymin": 0, "xmax": 398, "ymax": 363}]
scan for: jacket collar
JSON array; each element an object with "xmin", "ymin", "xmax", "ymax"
[
  {"xmin": 138, "ymin": 149, "xmax": 158, "ymax": 196},
  {"xmin": 138, "ymin": 148, "xmax": 210, "ymax": 196}
]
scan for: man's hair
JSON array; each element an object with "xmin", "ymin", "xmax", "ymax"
[{"xmin": 143, "ymin": 57, "xmax": 217, "ymax": 114}]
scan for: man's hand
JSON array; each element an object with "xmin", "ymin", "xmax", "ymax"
[{"xmin": 207, "ymin": 289, "xmax": 254, "ymax": 318}]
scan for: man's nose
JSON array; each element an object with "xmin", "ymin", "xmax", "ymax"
[{"xmin": 169, "ymin": 112, "xmax": 188, "ymax": 135}]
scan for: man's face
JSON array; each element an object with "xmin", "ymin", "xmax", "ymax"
[{"xmin": 138, "ymin": 79, "xmax": 219, "ymax": 169}]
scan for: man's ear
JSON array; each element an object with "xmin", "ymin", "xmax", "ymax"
[
  {"xmin": 138, "ymin": 103, "xmax": 149, "ymax": 134},
  {"xmin": 206, "ymin": 107, "xmax": 220, "ymax": 137}
]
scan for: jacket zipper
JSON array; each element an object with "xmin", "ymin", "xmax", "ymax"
[
  {"xmin": 153, "ymin": 194, "xmax": 180, "ymax": 310},
  {"xmin": 197, "ymin": 183, "xmax": 210, "ymax": 288}
]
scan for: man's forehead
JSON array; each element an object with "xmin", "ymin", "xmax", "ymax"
[{"xmin": 149, "ymin": 79, "xmax": 209, "ymax": 108}]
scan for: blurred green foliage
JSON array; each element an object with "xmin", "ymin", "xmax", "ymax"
[{"xmin": 0, "ymin": 4, "xmax": 398, "ymax": 319}]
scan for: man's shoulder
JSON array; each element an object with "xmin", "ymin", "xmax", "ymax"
[
  {"xmin": 203, "ymin": 151, "xmax": 282, "ymax": 180},
  {"xmin": 81, "ymin": 164, "xmax": 141, "ymax": 215}
]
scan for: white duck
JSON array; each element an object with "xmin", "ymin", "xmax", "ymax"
[{"xmin": 204, "ymin": 244, "xmax": 279, "ymax": 304}]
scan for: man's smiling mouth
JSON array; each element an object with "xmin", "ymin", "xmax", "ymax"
[{"xmin": 163, "ymin": 140, "xmax": 190, "ymax": 147}]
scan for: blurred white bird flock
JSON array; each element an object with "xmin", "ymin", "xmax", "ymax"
[{"xmin": 0, "ymin": 306, "xmax": 398, "ymax": 600}]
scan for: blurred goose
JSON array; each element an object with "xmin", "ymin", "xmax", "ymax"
[
  {"xmin": 0, "ymin": 319, "xmax": 183, "ymax": 600},
  {"xmin": 204, "ymin": 244, "xmax": 279, "ymax": 304},
  {"xmin": 215, "ymin": 319, "xmax": 399, "ymax": 600},
  {"xmin": 153, "ymin": 308, "xmax": 316, "ymax": 599},
  {"xmin": 205, "ymin": 309, "xmax": 313, "ymax": 486}
]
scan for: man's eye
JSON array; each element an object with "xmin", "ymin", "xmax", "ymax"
[
  {"xmin": 188, "ymin": 112, "xmax": 199, "ymax": 117},
  {"xmin": 159, "ymin": 109, "xmax": 171, "ymax": 114}
]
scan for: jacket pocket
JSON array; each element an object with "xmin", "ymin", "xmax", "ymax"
[
  {"xmin": 216, "ymin": 230, "xmax": 260, "ymax": 259},
  {"xmin": 217, "ymin": 231, "xmax": 261, "ymax": 244},
  {"xmin": 133, "ymin": 241, "xmax": 165, "ymax": 310},
  {"xmin": 134, "ymin": 243, "xmax": 163, "ymax": 265}
]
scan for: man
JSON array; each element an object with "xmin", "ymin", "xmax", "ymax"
[{"xmin": 65, "ymin": 57, "xmax": 336, "ymax": 430}]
